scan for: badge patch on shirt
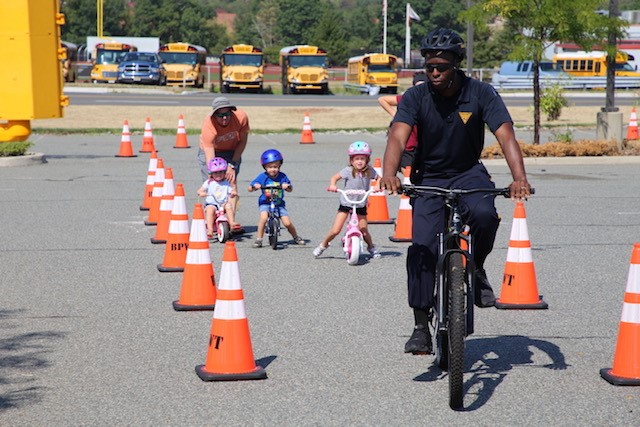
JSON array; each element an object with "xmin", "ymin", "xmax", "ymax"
[{"xmin": 459, "ymin": 112, "xmax": 472, "ymax": 124}]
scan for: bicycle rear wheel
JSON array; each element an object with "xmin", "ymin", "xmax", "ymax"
[
  {"xmin": 447, "ymin": 254, "xmax": 466, "ymax": 410},
  {"xmin": 268, "ymin": 217, "xmax": 279, "ymax": 250}
]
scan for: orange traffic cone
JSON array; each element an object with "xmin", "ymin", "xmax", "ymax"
[
  {"xmin": 151, "ymin": 167, "xmax": 175, "ymax": 244},
  {"xmin": 627, "ymin": 107, "xmax": 639, "ymax": 140},
  {"xmin": 367, "ymin": 178, "xmax": 393, "ymax": 224},
  {"xmin": 195, "ymin": 241, "xmax": 267, "ymax": 381},
  {"xmin": 600, "ymin": 243, "xmax": 640, "ymax": 386},
  {"xmin": 173, "ymin": 204, "xmax": 217, "ymax": 311},
  {"xmin": 299, "ymin": 112, "xmax": 314, "ymax": 144},
  {"xmin": 389, "ymin": 167, "xmax": 412, "ymax": 242},
  {"xmin": 495, "ymin": 202, "xmax": 548, "ymax": 309},
  {"xmin": 373, "ymin": 157, "xmax": 383, "ymax": 177},
  {"xmin": 158, "ymin": 183, "xmax": 190, "ymax": 272},
  {"xmin": 140, "ymin": 117, "xmax": 157, "ymax": 153},
  {"xmin": 174, "ymin": 114, "xmax": 191, "ymax": 149},
  {"xmin": 139, "ymin": 150, "xmax": 157, "ymax": 211},
  {"xmin": 115, "ymin": 120, "xmax": 137, "ymax": 157},
  {"xmin": 145, "ymin": 158, "xmax": 164, "ymax": 226}
]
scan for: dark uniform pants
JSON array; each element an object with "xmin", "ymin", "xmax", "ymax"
[{"xmin": 407, "ymin": 162, "xmax": 500, "ymax": 310}]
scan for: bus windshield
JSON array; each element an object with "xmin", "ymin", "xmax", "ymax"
[
  {"xmin": 159, "ymin": 52, "xmax": 199, "ymax": 65},
  {"xmin": 368, "ymin": 64, "xmax": 395, "ymax": 73},
  {"xmin": 614, "ymin": 62, "xmax": 636, "ymax": 71},
  {"xmin": 288, "ymin": 55, "xmax": 326, "ymax": 68},
  {"xmin": 222, "ymin": 54, "xmax": 262, "ymax": 67},
  {"xmin": 95, "ymin": 49, "xmax": 130, "ymax": 65}
]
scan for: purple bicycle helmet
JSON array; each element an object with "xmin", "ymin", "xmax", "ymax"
[
  {"xmin": 208, "ymin": 157, "xmax": 228, "ymax": 173},
  {"xmin": 347, "ymin": 141, "xmax": 372, "ymax": 157},
  {"xmin": 260, "ymin": 149, "xmax": 284, "ymax": 165}
]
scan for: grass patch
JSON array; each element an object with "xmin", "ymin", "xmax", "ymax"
[{"xmin": 0, "ymin": 141, "xmax": 33, "ymax": 156}]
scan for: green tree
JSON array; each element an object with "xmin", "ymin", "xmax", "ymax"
[
  {"xmin": 61, "ymin": 0, "xmax": 129, "ymax": 45},
  {"xmin": 312, "ymin": 9, "xmax": 350, "ymax": 65},
  {"xmin": 464, "ymin": 0, "xmax": 623, "ymax": 145},
  {"xmin": 276, "ymin": 0, "xmax": 327, "ymax": 45}
]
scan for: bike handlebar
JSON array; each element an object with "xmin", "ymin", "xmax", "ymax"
[
  {"xmin": 401, "ymin": 185, "xmax": 535, "ymax": 198},
  {"xmin": 334, "ymin": 188, "xmax": 376, "ymax": 205}
]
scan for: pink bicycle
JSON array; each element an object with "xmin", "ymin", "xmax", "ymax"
[
  {"xmin": 335, "ymin": 188, "xmax": 375, "ymax": 265},
  {"xmin": 213, "ymin": 204, "xmax": 231, "ymax": 243}
]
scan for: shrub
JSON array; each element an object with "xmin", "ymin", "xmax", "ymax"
[
  {"xmin": 482, "ymin": 140, "xmax": 623, "ymax": 158},
  {"xmin": 0, "ymin": 141, "xmax": 32, "ymax": 157},
  {"xmin": 540, "ymin": 84, "xmax": 568, "ymax": 121}
]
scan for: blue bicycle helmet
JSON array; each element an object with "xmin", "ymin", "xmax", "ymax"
[{"xmin": 260, "ymin": 149, "xmax": 284, "ymax": 165}]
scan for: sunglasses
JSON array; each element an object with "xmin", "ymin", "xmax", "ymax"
[
  {"xmin": 425, "ymin": 63, "xmax": 455, "ymax": 73},
  {"xmin": 214, "ymin": 111, "xmax": 232, "ymax": 118}
]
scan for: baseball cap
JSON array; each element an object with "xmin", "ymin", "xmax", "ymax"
[{"xmin": 211, "ymin": 97, "xmax": 237, "ymax": 115}]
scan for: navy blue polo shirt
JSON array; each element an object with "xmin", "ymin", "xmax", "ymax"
[{"xmin": 393, "ymin": 71, "xmax": 512, "ymax": 179}]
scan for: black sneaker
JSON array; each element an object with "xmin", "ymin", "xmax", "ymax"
[
  {"xmin": 404, "ymin": 324, "xmax": 433, "ymax": 354},
  {"xmin": 474, "ymin": 268, "xmax": 496, "ymax": 308}
]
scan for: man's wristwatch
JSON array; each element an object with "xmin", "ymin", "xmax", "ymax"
[{"xmin": 228, "ymin": 161, "xmax": 237, "ymax": 169}]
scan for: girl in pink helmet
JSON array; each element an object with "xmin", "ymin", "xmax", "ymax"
[
  {"xmin": 313, "ymin": 141, "xmax": 381, "ymax": 259},
  {"xmin": 196, "ymin": 157, "xmax": 238, "ymax": 239}
]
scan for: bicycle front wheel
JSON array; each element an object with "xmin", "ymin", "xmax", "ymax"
[
  {"xmin": 268, "ymin": 217, "xmax": 279, "ymax": 250},
  {"xmin": 347, "ymin": 236, "xmax": 361, "ymax": 265},
  {"xmin": 217, "ymin": 221, "xmax": 230, "ymax": 243},
  {"xmin": 447, "ymin": 255, "xmax": 466, "ymax": 410}
]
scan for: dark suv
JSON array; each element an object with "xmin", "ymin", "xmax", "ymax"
[{"xmin": 117, "ymin": 52, "xmax": 167, "ymax": 85}]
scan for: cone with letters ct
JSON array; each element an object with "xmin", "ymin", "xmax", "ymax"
[
  {"xmin": 495, "ymin": 202, "xmax": 548, "ymax": 309},
  {"xmin": 627, "ymin": 107, "xmax": 639, "ymax": 140},
  {"xmin": 140, "ymin": 117, "xmax": 157, "ymax": 153},
  {"xmin": 299, "ymin": 112, "xmax": 314, "ymax": 144},
  {"xmin": 140, "ymin": 150, "xmax": 157, "ymax": 211},
  {"xmin": 173, "ymin": 204, "xmax": 216, "ymax": 311},
  {"xmin": 151, "ymin": 167, "xmax": 175, "ymax": 244},
  {"xmin": 195, "ymin": 241, "xmax": 267, "ymax": 381},
  {"xmin": 367, "ymin": 178, "xmax": 393, "ymax": 224},
  {"xmin": 115, "ymin": 120, "xmax": 137, "ymax": 157},
  {"xmin": 389, "ymin": 167, "xmax": 412, "ymax": 242},
  {"xmin": 600, "ymin": 243, "xmax": 640, "ymax": 386},
  {"xmin": 174, "ymin": 114, "xmax": 191, "ymax": 148},
  {"xmin": 158, "ymin": 183, "xmax": 190, "ymax": 272}
]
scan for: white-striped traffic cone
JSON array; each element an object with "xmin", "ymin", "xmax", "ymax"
[{"xmin": 158, "ymin": 183, "xmax": 190, "ymax": 272}]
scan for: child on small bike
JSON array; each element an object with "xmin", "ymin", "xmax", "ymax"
[
  {"xmin": 248, "ymin": 149, "xmax": 306, "ymax": 248},
  {"xmin": 197, "ymin": 157, "xmax": 238, "ymax": 239},
  {"xmin": 313, "ymin": 141, "xmax": 381, "ymax": 259}
]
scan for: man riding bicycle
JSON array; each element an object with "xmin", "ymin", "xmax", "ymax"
[{"xmin": 379, "ymin": 28, "xmax": 532, "ymax": 355}]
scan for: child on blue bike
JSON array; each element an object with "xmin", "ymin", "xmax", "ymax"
[
  {"xmin": 313, "ymin": 141, "xmax": 381, "ymax": 259},
  {"xmin": 197, "ymin": 157, "xmax": 238, "ymax": 239},
  {"xmin": 248, "ymin": 149, "xmax": 306, "ymax": 248}
]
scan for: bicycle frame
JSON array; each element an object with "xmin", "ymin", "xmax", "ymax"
[{"xmin": 262, "ymin": 185, "xmax": 283, "ymax": 250}]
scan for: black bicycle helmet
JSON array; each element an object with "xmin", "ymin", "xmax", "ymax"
[{"xmin": 420, "ymin": 28, "xmax": 465, "ymax": 61}]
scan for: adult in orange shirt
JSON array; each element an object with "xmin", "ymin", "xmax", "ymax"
[{"xmin": 198, "ymin": 97, "xmax": 249, "ymax": 230}]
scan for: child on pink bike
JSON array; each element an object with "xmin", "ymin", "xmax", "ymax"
[
  {"xmin": 197, "ymin": 157, "xmax": 237, "ymax": 239},
  {"xmin": 313, "ymin": 141, "xmax": 381, "ymax": 259}
]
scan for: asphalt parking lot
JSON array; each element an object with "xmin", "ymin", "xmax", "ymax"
[{"xmin": 1, "ymin": 131, "xmax": 639, "ymax": 425}]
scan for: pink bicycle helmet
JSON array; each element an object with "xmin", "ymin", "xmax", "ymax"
[
  {"xmin": 208, "ymin": 157, "xmax": 228, "ymax": 173},
  {"xmin": 347, "ymin": 141, "xmax": 372, "ymax": 157}
]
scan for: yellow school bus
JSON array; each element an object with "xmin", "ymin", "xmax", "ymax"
[
  {"xmin": 219, "ymin": 44, "xmax": 264, "ymax": 93},
  {"xmin": 60, "ymin": 41, "xmax": 78, "ymax": 83},
  {"xmin": 90, "ymin": 42, "xmax": 137, "ymax": 83},
  {"xmin": 279, "ymin": 45, "xmax": 329, "ymax": 94},
  {"xmin": 553, "ymin": 50, "xmax": 640, "ymax": 77},
  {"xmin": 158, "ymin": 43, "xmax": 207, "ymax": 87},
  {"xmin": 346, "ymin": 53, "xmax": 399, "ymax": 95}
]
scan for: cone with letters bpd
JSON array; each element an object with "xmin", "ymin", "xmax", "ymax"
[
  {"xmin": 389, "ymin": 166, "xmax": 412, "ymax": 242},
  {"xmin": 627, "ymin": 107, "xmax": 639, "ymax": 140},
  {"xmin": 115, "ymin": 120, "xmax": 137, "ymax": 157},
  {"xmin": 174, "ymin": 114, "xmax": 191, "ymax": 148},
  {"xmin": 299, "ymin": 112, "xmax": 314, "ymax": 144},
  {"xmin": 140, "ymin": 117, "xmax": 157, "ymax": 153},
  {"xmin": 140, "ymin": 150, "xmax": 157, "ymax": 211},
  {"xmin": 151, "ymin": 167, "xmax": 175, "ymax": 244},
  {"xmin": 195, "ymin": 241, "xmax": 267, "ymax": 381},
  {"xmin": 158, "ymin": 183, "xmax": 190, "ymax": 272},
  {"xmin": 144, "ymin": 158, "xmax": 165, "ymax": 226},
  {"xmin": 495, "ymin": 202, "xmax": 548, "ymax": 309},
  {"xmin": 173, "ymin": 204, "xmax": 216, "ymax": 311},
  {"xmin": 600, "ymin": 243, "xmax": 640, "ymax": 386}
]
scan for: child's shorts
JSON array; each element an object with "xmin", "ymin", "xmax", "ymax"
[
  {"xmin": 205, "ymin": 203, "xmax": 222, "ymax": 210},
  {"xmin": 338, "ymin": 204, "xmax": 367, "ymax": 216},
  {"xmin": 260, "ymin": 204, "xmax": 288, "ymax": 217}
]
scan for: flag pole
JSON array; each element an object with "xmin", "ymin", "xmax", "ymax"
[
  {"xmin": 404, "ymin": 3, "xmax": 410, "ymax": 66},
  {"xmin": 383, "ymin": 0, "xmax": 388, "ymax": 54}
]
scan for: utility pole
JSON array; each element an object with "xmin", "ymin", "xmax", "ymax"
[
  {"xmin": 97, "ymin": 0, "xmax": 103, "ymax": 38},
  {"xmin": 604, "ymin": 0, "xmax": 619, "ymax": 113},
  {"xmin": 466, "ymin": 0, "xmax": 474, "ymax": 77}
]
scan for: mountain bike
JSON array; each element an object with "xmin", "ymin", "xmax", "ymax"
[
  {"xmin": 402, "ymin": 184, "xmax": 532, "ymax": 410},
  {"xmin": 335, "ymin": 188, "xmax": 375, "ymax": 265},
  {"xmin": 262, "ymin": 185, "xmax": 283, "ymax": 250}
]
